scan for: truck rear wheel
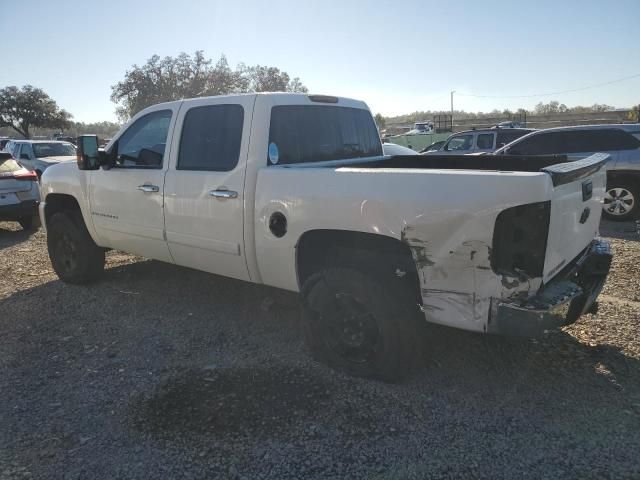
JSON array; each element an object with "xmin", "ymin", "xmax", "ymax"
[
  {"xmin": 301, "ymin": 267, "xmax": 418, "ymax": 382},
  {"xmin": 47, "ymin": 211, "xmax": 105, "ymax": 284}
]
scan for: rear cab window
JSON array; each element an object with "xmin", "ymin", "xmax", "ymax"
[
  {"xmin": 267, "ymin": 105, "xmax": 382, "ymax": 165},
  {"xmin": 178, "ymin": 104, "xmax": 244, "ymax": 171}
]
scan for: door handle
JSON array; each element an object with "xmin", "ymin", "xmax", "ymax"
[
  {"xmin": 137, "ymin": 184, "xmax": 159, "ymax": 193},
  {"xmin": 209, "ymin": 189, "xmax": 238, "ymax": 199}
]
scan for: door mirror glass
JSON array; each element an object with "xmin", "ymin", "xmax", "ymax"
[{"xmin": 77, "ymin": 135, "xmax": 100, "ymax": 170}]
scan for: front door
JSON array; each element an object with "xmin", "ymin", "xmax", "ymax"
[
  {"xmin": 163, "ymin": 96, "xmax": 255, "ymax": 281},
  {"xmin": 89, "ymin": 105, "xmax": 179, "ymax": 262}
]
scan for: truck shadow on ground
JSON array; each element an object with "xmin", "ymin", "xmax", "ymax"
[
  {"xmin": 0, "ymin": 223, "xmax": 36, "ymax": 251},
  {"xmin": 2, "ymin": 257, "xmax": 639, "ymax": 471},
  {"xmin": 104, "ymin": 261, "xmax": 640, "ymax": 436}
]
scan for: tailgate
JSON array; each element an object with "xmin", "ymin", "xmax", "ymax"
[{"xmin": 542, "ymin": 153, "xmax": 608, "ymax": 283}]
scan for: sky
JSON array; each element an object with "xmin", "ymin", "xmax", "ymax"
[{"xmin": 2, "ymin": 0, "xmax": 639, "ymax": 123}]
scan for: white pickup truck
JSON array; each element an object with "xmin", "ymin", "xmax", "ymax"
[{"xmin": 39, "ymin": 93, "xmax": 612, "ymax": 381}]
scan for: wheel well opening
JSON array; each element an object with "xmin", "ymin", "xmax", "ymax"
[
  {"xmin": 607, "ymin": 171, "xmax": 640, "ymax": 186},
  {"xmin": 296, "ymin": 229, "xmax": 422, "ymax": 304},
  {"xmin": 44, "ymin": 194, "xmax": 81, "ymax": 226}
]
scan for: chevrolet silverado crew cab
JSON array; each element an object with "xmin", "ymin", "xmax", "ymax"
[{"xmin": 39, "ymin": 93, "xmax": 612, "ymax": 381}]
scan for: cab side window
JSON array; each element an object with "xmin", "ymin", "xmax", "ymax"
[
  {"xmin": 177, "ymin": 104, "xmax": 244, "ymax": 171},
  {"xmin": 476, "ymin": 133, "xmax": 494, "ymax": 150},
  {"xmin": 114, "ymin": 110, "xmax": 173, "ymax": 168}
]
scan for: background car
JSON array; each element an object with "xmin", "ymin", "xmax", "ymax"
[
  {"xmin": 0, "ymin": 152, "xmax": 40, "ymax": 230},
  {"xmin": 495, "ymin": 124, "xmax": 640, "ymax": 221},
  {"xmin": 10, "ymin": 140, "xmax": 76, "ymax": 178},
  {"xmin": 419, "ymin": 140, "xmax": 445, "ymax": 153},
  {"xmin": 382, "ymin": 142, "xmax": 419, "ymax": 156},
  {"xmin": 424, "ymin": 127, "xmax": 534, "ymax": 155}
]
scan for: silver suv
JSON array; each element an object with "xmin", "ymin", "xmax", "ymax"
[
  {"xmin": 495, "ymin": 124, "xmax": 640, "ymax": 221},
  {"xmin": 425, "ymin": 127, "xmax": 534, "ymax": 155}
]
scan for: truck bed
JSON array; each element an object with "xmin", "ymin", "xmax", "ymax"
[
  {"xmin": 348, "ymin": 153, "xmax": 607, "ymax": 186},
  {"xmin": 350, "ymin": 154, "xmax": 566, "ymax": 172}
]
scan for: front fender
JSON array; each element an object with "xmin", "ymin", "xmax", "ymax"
[{"xmin": 39, "ymin": 163, "xmax": 102, "ymax": 246}]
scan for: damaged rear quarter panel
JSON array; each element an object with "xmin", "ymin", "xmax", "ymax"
[
  {"xmin": 254, "ymin": 167, "xmax": 551, "ymax": 333},
  {"xmin": 401, "ymin": 216, "xmax": 542, "ymax": 333}
]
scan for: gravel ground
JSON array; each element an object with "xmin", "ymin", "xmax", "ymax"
[{"xmin": 1, "ymin": 219, "xmax": 639, "ymax": 479}]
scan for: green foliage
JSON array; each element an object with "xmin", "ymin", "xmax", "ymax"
[
  {"xmin": 383, "ymin": 101, "xmax": 618, "ymax": 125},
  {"xmin": 0, "ymin": 85, "xmax": 72, "ymax": 139},
  {"xmin": 374, "ymin": 113, "xmax": 386, "ymax": 129},
  {"xmin": 111, "ymin": 51, "xmax": 308, "ymax": 121}
]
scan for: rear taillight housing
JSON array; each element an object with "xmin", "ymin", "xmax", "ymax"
[
  {"xmin": 492, "ymin": 201, "xmax": 551, "ymax": 278},
  {"xmin": 13, "ymin": 169, "xmax": 38, "ymax": 181}
]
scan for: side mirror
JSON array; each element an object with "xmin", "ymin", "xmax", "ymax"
[
  {"xmin": 20, "ymin": 153, "xmax": 30, "ymax": 160},
  {"xmin": 77, "ymin": 135, "xmax": 100, "ymax": 170}
]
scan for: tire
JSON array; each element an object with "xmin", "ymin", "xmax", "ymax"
[
  {"xmin": 47, "ymin": 211, "xmax": 105, "ymax": 284},
  {"xmin": 301, "ymin": 267, "xmax": 419, "ymax": 382},
  {"xmin": 18, "ymin": 216, "xmax": 37, "ymax": 231},
  {"xmin": 602, "ymin": 181, "xmax": 639, "ymax": 221}
]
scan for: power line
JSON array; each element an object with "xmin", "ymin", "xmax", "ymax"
[{"xmin": 455, "ymin": 73, "xmax": 640, "ymax": 99}]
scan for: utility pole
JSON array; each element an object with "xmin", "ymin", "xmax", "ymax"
[{"xmin": 450, "ymin": 90, "xmax": 455, "ymax": 120}]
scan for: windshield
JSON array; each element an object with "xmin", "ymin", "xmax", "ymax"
[{"xmin": 32, "ymin": 142, "xmax": 76, "ymax": 158}]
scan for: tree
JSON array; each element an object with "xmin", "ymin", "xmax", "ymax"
[
  {"xmin": 244, "ymin": 65, "xmax": 308, "ymax": 93},
  {"xmin": 111, "ymin": 51, "xmax": 308, "ymax": 121},
  {"xmin": 374, "ymin": 113, "xmax": 386, "ymax": 129},
  {"xmin": 0, "ymin": 85, "xmax": 72, "ymax": 138}
]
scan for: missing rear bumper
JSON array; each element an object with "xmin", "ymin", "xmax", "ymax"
[{"xmin": 488, "ymin": 239, "xmax": 611, "ymax": 337}]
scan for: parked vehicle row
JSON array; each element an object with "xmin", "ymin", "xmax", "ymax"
[
  {"xmin": 492, "ymin": 124, "xmax": 640, "ymax": 221},
  {"xmin": 422, "ymin": 127, "xmax": 534, "ymax": 155},
  {"xmin": 3, "ymin": 140, "xmax": 76, "ymax": 178}
]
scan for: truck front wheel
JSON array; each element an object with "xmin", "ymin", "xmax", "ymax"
[
  {"xmin": 301, "ymin": 267, "xmax": 418, "ymax": 382},
  {"xmin": 47, "ymin": 211, "xmax": 105, "ymax": 284}
]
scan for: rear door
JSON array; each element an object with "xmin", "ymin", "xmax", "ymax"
[
  {"xmin": 542, "ymin": 153, "xmax": 608, "ymax": 283},
  {"xmin": 163, "ymin": 96, "xmax": 255, "ymax": 281}
]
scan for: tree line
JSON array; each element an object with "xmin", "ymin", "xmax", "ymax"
[
  {"xmin": 1, "ymin": 51, "xmax": 637, "ymax": 138},
  {"xmin": 381, "ymin": 101, "xmax": 630, "ymax": 126},
  {"xmin": 0, "ymin": 51, "xmax": 308, "ymax": 139}
]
